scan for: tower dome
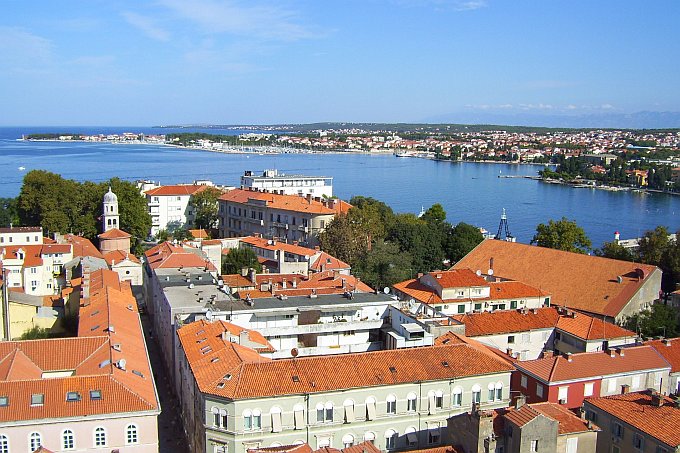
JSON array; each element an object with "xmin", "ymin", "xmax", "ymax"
[{"xmin": 103, "ymin": 187, "xmax": 118, "ymax": 204}]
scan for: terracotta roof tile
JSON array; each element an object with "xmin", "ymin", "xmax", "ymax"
[
  {"xmin": 585, "ymin": 392, "xmax": 680, "ymax": 447},
  {"xmin": 556, "ymin": 313, "xmax": 636, "ymax": 340},
  {"xmin": 645, "ymin": 338, "xmax": 680, "ymax": 372},
  {"xmin": 178, "ymin": 321, "xmax": 515, "ymax": 400},
  {"xmin": 453, "ymin": 240, "xmax": 659, "ymax": 318},
  {"xmin": 220, "ymin": 189, "xmax": 351, "ymax": 216},
  {"xmin": 97, "ymin": 228, "xmax": 131, "ymax": 239},
  {"xmin": 309, "ymin": 251, "xmax": 350, "ymax": 272},
  {"xmin": 452, "ymin": 308, "xmax": 559, "ymax": 336},
  {"xmin": 427, "ymin": 269, "xmax": 488, "ymax": 288},
  {"xmin": 63, "ymin": 234, "xmax": 104, "ymax": 259},
  {"xmin": 530, "ymin": 402, "xmax": 596, "ymax": 434},
  {"xmin": 516, "ymin": 345, "xmax": 670, "ymax": 383},
  {"xmin": 144, "ymin": 241, "xmax": 215, "ymax": 270},
  {"xmin": 103, "ymin": 249, "xmax": 141, "ymax": 265}
]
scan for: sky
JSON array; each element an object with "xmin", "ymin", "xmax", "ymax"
[{"xmin": 1, "ymin": 0, "xmax": 679, "ymax": 126}]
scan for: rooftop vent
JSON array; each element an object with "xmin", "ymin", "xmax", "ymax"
[
  {"xmin": 112, "ymin": 344, "xmax": 122, "ymax": 352},
  {"xmin": 441, "ymin": 361, "xmax": 449, "ymax": 367},
  {"xmin": 292, "ymin": 375, "xmax": 300, "ymax": 382},
  {"xmin": 115, "ymin": 359, "xmax": 127, "ymax": 371},
  {"xmin": 389, "ymin": 366, "xmax": 397, "ymax": 373},
  {"xmin": 132, "ymin": 370, "xmax": 144, "ymax": 378}
]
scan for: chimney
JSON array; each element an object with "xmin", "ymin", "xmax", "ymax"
[
  {"xmin": 249, "ymin": 268, "xmax": 257, "ymax": 284},
  {"xmin": 489, "ymin": 257, "xmax": 494, "ymax": 272},
  {"xmin": 608, "ymin": 349, "xmax": 616, "ymax": 358},
  {"xmin": 514, "ymin": 394, "xmax": 526, "ymax": 409},
  {"xmin": 282, "ymin": 278, "xmax": 287, "ymax": 289},
  {"xmin": 506, "ymin": 348, "xmax": 513, "ymax": 357},
  {"xmin": 341, "ymin": 278, "xmax": 346, "ymax": 289},
  {"xmin": 306, "ymin": 193, "xmax": 313, "ymax": 204},
  {"xmin": 292, "ymin": 278, "xmax": 297, "ymax": 288},
  {"xmin": 650, "ymin": 391, "xmax": 664, "ymax": 407},
  {"xmin": 565, "ymin": 352, "xmax": 573, "ymax": 362},
  {"xmin": 239, "ymin": 330, "xmax": 249, "ymax": 344},
  {"xmin": 663, "ymin": 339, "xmax": 672, "ymax": 347},
  {"xmin": 621, "ymin": 384, "xmax": 630, "ymax": 395},
  {"xmin": 616, "ymin": 347, "xmax": 625, "ymax": 357}
]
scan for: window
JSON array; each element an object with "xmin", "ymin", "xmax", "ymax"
[
  {"xmin": 633, "ymin": 434, "xmax": 644, "ymax": 451},
  {"xmin": 364, "ymin": 431, "xmax": 376, "ymax": 445},
  {"xmin": 472, "ymin": 385, "xmax": 482, "ymax": 404},
  {"xmin": 66, "ymin": 391, "xmax": 81, "ymax": 402},
  {"xmin": 632, "ymin": 374, "xmax": 641, "ymax": 390},
  {"xmin": 585, "ymin": 410, "xmax": 598, "ymax": 423},
  {"xmin": 613, "ymin": 446, "xmax": 620, "ymax": 453},
  {"xmin": 271, "ymin": 407, "xmax": 282, "ymax": 433},
  {"xmin": 531, "ymin": 440, "xmax": 539, "ymax": 452},
  {"xmin": 511, "ymin": 300, "xmax": 518, "ymax": 309},
  {"xmin": 474, "ymin": 303, "xmax": 482, "ymax": 310},
  {"xmin": 30, "ymin": 432, "xmax": 42, "ymax": 451},
  {"xmin": 435, "ymin": 390, "xmax": 444, "ymax": 408},
  {"xmin": 343, "ymin": 400, "xmax": 355, "ymax": 423},
  {"xmin": 342, "ymin": 434, "xmax": 355, "ymax": 448},
  {"xmin": 366, "ymin": 396, "xmax": 377, "ymax": 420},
  {"xmin": 407, "ymin": 393, "xmax": 417, "ymax": 412},
  {"xmin": 428, "ymin": 424, "xmax": 441, "ymax": 445},
  {"xmin": 488, "ymin": 382, "xmax": 497, "ymax": 401},
  {"xmin": 385, "ymin": 429, "xmax": 397, "ymax": 449},
  {"xmin": 324, "ymin": 402, "xmax": 333, "ymax": 423},
  {"xmin": 613, "ymin": 423, "xmax": 624, "ymax": 439},
  {"xmin": 452, "ymin": 387, "xmax": 463, "ymax": 406},
  {"xmin": 406, "ymin": 427, "xmax": 418, "ymax": 446},
  {"xmin": 584, "ymin": 382, "xmax": 594, "ymax": 397},
  {"xmin": 558, "ymin": 386, "xmax": 568, "ymax": 404},
  {"xmin": 244, "ymin": 409, "xmax": 253, "ymax": 430},
  {"xmin": 607, "ymin": 378, "xmax": 617, "ymax": 393},
  {"xmin": 536, "ymin": 384, "xmax": 544, "ymax": 398},
  {"xmin": 31, "ymin": 393, "xmax": 44, "ymax": 406},
  {"xmin": 457, "ymin": 304, "xmax": 465, "ymax": 314},
  {"xmin": 253, "ymin": 409, "xmax": 262, "ymax": 429},
  {"xmin": 0, "ymin": 435, "xmax": 7, "ymax": 453},
  {"xmin": 508, "ymin": 335, "xmax": 515, "ymax": 344},
  {"xmin": 94, "ymin": 427, "xmax": 107, "ymax": 447},
  {"xmin": 521, "ymin": 375, "xmax": 528, "ymax": 388},
  {"xmin": 126, "ymin": 424, "xmax": 139, "ymax": 445},
  {"xmin": 293, "ymin": 404, "xmax": 305, "ymax": 430},
  {"xmin": 90, "ymin": 389, "xmax": 102, "ymax": 400},
  {"xmin": 386, "ymin": 394, "xmax": 397, "ymax": 414},
  {"xmin": 495, "ymin": 382, "xmax": 503, "ymax": 400}
]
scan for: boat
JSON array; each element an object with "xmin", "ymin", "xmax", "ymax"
[
  {"xmin": 395, "ymin": 151, "xmax": 416, "ymax": 158},
  {"xmin": 18, "ymin": 166, "xmax": 25, "ymax": 171}
]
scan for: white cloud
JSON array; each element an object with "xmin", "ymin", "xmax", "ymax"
[
  {"xmin": 453, "ymin": 1, "xmax": 487, "ymax": 11},
  {"xmin": 121, "ymin": 11, "xmax": 171, "ymax": 42},
  {"xmin": 0, "ymin": 27, "xmax": 54, "ymax": 73},
  {"xmin": 158, "ymin": 0, "xmax": 316, "ymax": 41},
  {"xmin": 393, "ymin": 0, "xmax": 487, "ymax": 11}
]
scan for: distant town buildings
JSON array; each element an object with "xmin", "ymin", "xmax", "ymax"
[{"xmin": 241, "ymin": 169, "xmax": 333, "ymax": 198}]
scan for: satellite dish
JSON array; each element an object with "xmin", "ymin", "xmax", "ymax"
[
  {"xmin": 488, "ymin": 268, "xmax": 494, "ymax": 276},
  {"xmin": 383, "ymin": 287, "xmax": 390, "ymax": 294},
  {"xmin": 291, "ymin": 348, "xmax": 299, "ymax": 357},
  {"xmin": 475, "ymin": 270, "xmax": 482, "ymax": 276}
]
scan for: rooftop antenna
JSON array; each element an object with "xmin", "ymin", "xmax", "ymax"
[{"xmin": 494, "ymin": 208, "xmax": 515, "ymax": 242}]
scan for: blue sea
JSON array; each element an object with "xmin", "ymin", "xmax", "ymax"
[{"xmin": 0, "ymin": 126, "xmax": 678, "ymax": 247}]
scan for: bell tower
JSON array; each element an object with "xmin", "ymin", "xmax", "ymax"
[{"xmin": 102, "ymin": 187, "xmax": 120, "ymax": 232}]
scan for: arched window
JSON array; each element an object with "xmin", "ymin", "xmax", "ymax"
[
  {"xmin": 406, "ymin": 392, "xmax": 417, "ymax": 412},
  {"xmin": 29, "ymin": 432, "xmax": 42, "ymax": 452},
  {"xmin": 0, "ymin": 435, "xmax": 7, "ymax": 453},
  {"xmin": 342, "ymin": 433, "xmax": 355, "ymax": 448},
  {"xmin": 94, "ymin": 427, "xmax": 107, "ymax": 447},
  {"xmin": 211, "ymin": 406, "xmax": 220, "ymax": 427},
  {"xmin": 324, "ymin": 401, "xmax": 334, "ymax": 423},
  {"xmin": 220, "ymin": 409, "xmax": 228, "ymax": 429},
  {"xmin": 243, "ymin": 410, "xmax": 253, "ymax": 430},
  {"xmin": 253, "ymin": 409, "xmax": 262, "ymax": 429},
  {"xmin": 495, "ymin": 382, "xmax": 504, "ymax": 401},
  {"xmin": 271, "ymin": 407, "xmax": 282, "ymax": 433},
  {"xmin": 316, "ymin": 402, "xmax": 325, "ymax": 423},
  {"xmin": 435, "ymin": 390, "xmax": 444, "ymax": 408},
  {"xmin": 385, "ymin": 429, "xmax": 398, "ymax": 449},
  {"xmin": 62, "ymin": 429, "xmax": 75, "ymax": 450},
  {"xmin": 471, "ymin": 384, "xmax": 482, "ymax": 404},
  {"xmin": 364, "ymin": 431, "xmax": 376, "ymax": 445},
  {"xmin": 343, "ymin": 399, "xmax": 355, "ymax": 423},
  {"xmin": 405, "ymin": 426, "xmax": 418, "ymax": 447},
  {"xmin": 488, "ymin": 382, "xmax": 497, "ymax": 401},
  {"xmin": 126, "ymin": 424, "xmax": 139, "ymax": 445},
  {"xmin": 293, "ymin": 404, "xmax": 305, "ymax": 430},
  {"xmin": 452, "ymin": 386, "xmax": 463, "ymax": 406},
  {"xmin": 386, "ymin": 394, "xmax": 397, "ymax": 414},
  {"xmin": 365, "ymin": 396, "xmax": 377, "ymax": 420},
  {"xmin": 270, "ymin": 442, "xmax": 283, "ymax": 447}
]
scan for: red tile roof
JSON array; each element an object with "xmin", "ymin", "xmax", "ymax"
[
  {"xmin": 103, "ymin": 249, "xmax": 141, "ymax": 265},
  {"xmin": 556, "ymin": 312, "xmax": 636, "ymax": 340},
  {"xmin": 646, "ymin": 338, "xmax": 680, "ymax": 372},
  {"xmin": 241, "ymin": 236, "xmax": 317, "ymax": 257},
  {"xmin": 453, "ymin": 240, "xmax": 660, "ymax": 318},
  {"xmin": 427, "ymin": 269, "xmax": 488, "ymax": 288},
  {"xmin": 144, "ymin": 241, "xmax": 216, "ymax": 270},
  {"xmin": 452, "ymin": 308, "xmax": 559, "ymax": 336},
  {"xmin": 62, "ymin": 234, "xmax": 103, "ymax": 259},
  {"xmin": 97, "ymin": 228, "xmax": 131, "ymax": 239},
  {"xmin": 145, "ymin": 184, "xmax": 208, "ymax": 196},
  {"xmin": 220, "ymin": 189, "xmax": 351, "ymax": 216},
  {"xmin": 585, "ymin": 392, "xmax": 680, "ymax": 447},
  {"xmin": 178, "ymin": 321, "xmax": 515, "ymax": 400},
  {"xmin": 189, "ymin": 229, "xmax": 209, "ymax": 239},
  {"xmin": 499, "ymin": 402, "xmax": 597, "ymax": 435},
  {"xmin": 309, "ymin": 251, "xmax": 350, "ymax": 272},
  {"xmin": 235, "ymin": 270, "xmax": 374, "ymax": 299},
  {"xmin": 516, "ymin": 345, "xmax": 670, "ymax": 383}
]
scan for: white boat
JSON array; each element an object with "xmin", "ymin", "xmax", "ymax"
[
  {"xmin": 18, "ymin": 166, "xmax": 25, "ymax": 171},
  {"xmin": 395, "ymin": 151, "xmax": 416, "ymax": 158}
]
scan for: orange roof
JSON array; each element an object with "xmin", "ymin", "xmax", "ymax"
[
  {"xmin": 220, "ymin": 189, "xmax": 351, "ymax": 216},
  {"xmin": 309, "ymin": 251, "xmax": 350, "ymax": 272},
  {"xmin": 145, "ymin": 184, "xmax": 208, "ymax": 196},
  {"xmin": 41, "ymin": 244, "xmax": 71, "ymax": 254},
  {"xmin": 501, "ymin": 402, "xmax": 596, "ymax": 435},
  {"xmin": 646, "ymin": 338, "xmax": 680, "ymax": 372},
  {"xmin": 235, "ymin": 271, "xmax": 373, "ymax": 299},
  {"xmin": 103, "ymin": 249, "xmax": 141, "ymax": 265},
  {"xmin": 144, "ymin": 241, "xmax": 216, "ymax": 271},
  {"xmin": 97, "ymin": 228, "xmax": 131, "ymax": 239},
  {"xmin": 427, "ymin": 269, "xmax": 488, "ymax": 288},
  {"xmin": 63, "ymin": 234, "xmax": 104, "ymax": 259},
  {"xmin": 453, "ymin": 240, "xmax": 659, "ymax": 318},
  {"xmin": 585, "ymin": 392, "xmax": 680, "ymax": 447},
  {"xmin": 452, "ymin": 308, "xmax": 559, "ymax": 336},
  {"xmin": 221, "ymin": 274, "xmax": 255, "ymax": 288},
  {"xmin": 241, "ymin": 236, "xmax": 317, "ymax": 257},
  {"xmin": 189, "ymin": 229, "xmax": 209, "ymax": 239},
  {"xmin": 516, "ymin": 345, "xmax": 670, "ymax": 383},
  {"xmin": 178, "ymin": 321, "xmax": 515, "ymax": 400},
  {"xmin": 556, "ymin": 312, "xmax": 636, "ymax": 340}
]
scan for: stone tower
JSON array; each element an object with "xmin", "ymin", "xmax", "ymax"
[{"xmin": 102, "ymin": 187, "xmax": 119, "ymax": 232}]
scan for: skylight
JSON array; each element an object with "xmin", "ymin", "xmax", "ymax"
[
  {"xmin": 89, "ymin": 390, "xmax": 102, "ymax": 400},
  {"xmin": 66, "ymin": 392, "xmax": 81, "ymax": 402},
  {"xmin": 30, "ymin": 394, "xmax": 44, "ymax": 406}
]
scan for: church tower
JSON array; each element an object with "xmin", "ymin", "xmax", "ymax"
[{"xmin": 102, "ymin": 187, "xmax": 119, "ymax": 232}]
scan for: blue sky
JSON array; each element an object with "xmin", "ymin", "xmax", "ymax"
[{"xmin": 1, "ymin": 0, "xmax": 679, "ymax": 126}]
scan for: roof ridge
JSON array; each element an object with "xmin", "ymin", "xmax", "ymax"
[
  {"xmin": 75, "ymin": 338, "xmax": 112, "ymax": 371},
  {"xmin": 109, "ymin": 374, "xmax": 156, "ymax": 409},
  {"xmin": 547, "ymin": 356, "xmax": 560, "ymax": 381}
]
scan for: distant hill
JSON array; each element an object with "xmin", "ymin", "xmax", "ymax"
[{"xmin": 422, "ymin": 111, "xmax": 680, "ymax": 130}]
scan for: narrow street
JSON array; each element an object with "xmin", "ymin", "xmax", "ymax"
[{"xmin": 134, "ymin": 287, "xmax": 190, "ymax": 453}]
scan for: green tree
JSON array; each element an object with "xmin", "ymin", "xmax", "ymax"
[
  {"xmin": 19, "ymin": 326, "xmax": 53, "ymax": 340},
  {"xmin": 105, "ymin": 178, "xmax": 152, "ymax": 248},
  {"xmin": 0, "ymin": 198, "xmax": 19, "ymax": 227},
  {"xmin": 624, "ymin": 303, "xmax": 679, "ymax": 338},
  {"xmin": 191, "ymin": 187, "xmax": 222, "ymax": 231},
  {"xmin": 319, "ymin": 214, "xmax": 370, "ymax": 268},
  {"xmin": 531, "ymin": 217, "xmax": 592, "ymax": 254},
  {"xmin": 637, "ymin": 226, "xmax": 671, "ymax": 265},
  {"xmin": 447, "ymin": 222, "xmax": 484, "ymax": 263},
  {"xmin": 420, "ymin": 203, "xmax": 447, "ymax": 224},
  {"xmin": 222, "ymin": 247, "xmax": 262, "ymax": 275},
  {"xmin": 354, "ymin": 240, "xmax": 412, "ymax": 290},
  {"xmin": 156, "ymin": 229, "xmax": 170, "ymax": 242},
  {"xmin": 594, "ymin": 240, "xmax": 635, "ymax": 261},
  {"xmin": 172, "ymin": 229, "xmax": 194, "ymax": 242},
  {"xmin": 347, "ymin": 196, "xmax": 395, "ymax": 243},
  {"xmin": 388, "ymin": 213, "xmax": 446, "ymax": 273}
]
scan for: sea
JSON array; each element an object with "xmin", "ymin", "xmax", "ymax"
[{"xmin": 0, "ymin": 126, "xmax": 678, "ymax": 248}]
